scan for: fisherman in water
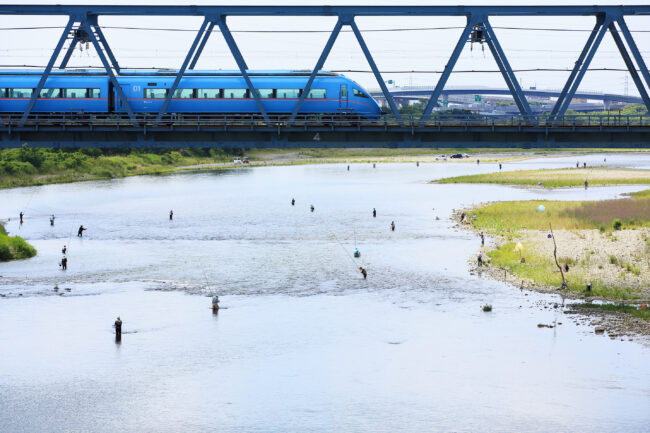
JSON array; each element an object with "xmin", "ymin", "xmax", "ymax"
[
  {"xmin": 169, "ymin": 210, "xmax": 174, "ymax": 220},
  {"xmin": 50, "ymin": 215, "xmax": 55, "ymax": 226},
  {"xmin": 373, "ymin": 208, "xmax": 376, "ymax": 218},
  {"xmin": 19, "ymin": 211, "xmax": 24, "ymax": 224},
  {"xmin": 60, "ymin": 255, "xmax": 67, "ymax": 271},
  {"xmin": 390, "ymin": 221, "xmax": 395, "ymax": 232},
  {"xmin": 62, "ymin": 244, "xmax": 67, "ymax": 255},
  {"xmin": 114, "ymin": 317, "xmax": 122, "ymax": 341},
  {"xmin": 291, "ymin": 198, "xmax": 295, "ymax": 206},
  {"xmin": 310, "ymin": 205, "xmax": 315, "ymax": 212},
  {"xmin": 77, "ymin": 225, "xmax": 86, "ymax": 237},
  {"xmin": 359, "ymin": 266, "xmax": 367, "ymax": 280}
]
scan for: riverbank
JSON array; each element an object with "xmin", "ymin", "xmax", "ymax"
[
  {"xmin": 0, "ymin": 223, "xmax": 36, "ymax": 261},
  {"xmin": 436, "ymin": 167, "xmax": 650, "ymax": 187},
  {"xmin": 456, "ymin": 191, "xmax": 650, "ymax": 335},
  {"xmin": 2, "ymin": 147, "xmax": 647, "ymax": 190}
]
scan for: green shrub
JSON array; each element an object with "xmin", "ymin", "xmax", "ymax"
[
  {"xmin": 609, "ymin": 255, "xmax": 618, "ymax": 264},
  {"xmin": 0, "ymin": 243, "xmax": 11, "ymax": 260},
  {"xmin": 613, "ymin": 219, "xmax": 623, "ymax": 230}
]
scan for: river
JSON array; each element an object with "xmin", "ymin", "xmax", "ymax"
[{"xmin": 1, "ymin": 153, "xmax": 649, "ymax": 432}]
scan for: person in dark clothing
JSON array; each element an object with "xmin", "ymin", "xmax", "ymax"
[
  {"xmin": 77, "ymin": 225, "xmax": 86, "ymax": 237},
  {"xmin": 583, "ymin": 162, "xmax": 587, "ymax": 168},
  {"xmin": 460, "ymin": 212, "xmax": 466, "ymax": 223},
  {"xmin": 310, "ymin": 205, "xmax": 314, "ymax": 212},
  {"xmin": 291, "ymin": 198, "xmax": 295, "ymax": 206},
  {"xmin": 416, "ymin": 161, "xmax": 419, "ymax": 167},
  {"xmin": 60, "ymin": 256, "xmax": 67, "ymax": 271},
  {"xmin": 584, "ymin": 180, "xmax": 588, "ymax": 189},
  {"xmin": 359, "ymin": 266, "xmax": 367, "ymax": 280},
  {"xmin": 564, "ymin": 263, "xmax": 569, "ymax": 273},
  {"xmin": 576, "ymin": 162, "xmax": 579, "ymax": 168},
  {"xmin": 169, "ymin": 210, "xmax": 174, "ymax": 220},
  {"xmin": 480, "ymin": 232, "xmax": 485, "ymax": 246},
  {"xmin": 347, "ymin": 165, "xmax": 350, "ymax": 171},
  {"xmin": 114, "ymin": 317, "xmax": 122, "ymax": 341},
  {"xmin": 372, "ymin": 208, "xmax": 376, "ymax": 218},
  {"xmin": 19, "ymin": 212, "xmax": 24, "ymax": 224},
  {"xmin": 499, "ymin": 163, "xmax": 502, "ymax": 170},
  {"xmin": 373, "ymin": 163, "xmax": 376, "ymax": 168},
  {"xmin": 390, "ymin": 221, "xmax": 395, "ymax": 232},
  {"xmin": 50, "ymin": 215, "xmax": 55, "ymax": 226},
  {"xmin": 478, "ymin": 253, "xmax": 483, "ymax": 267},
  {"xmin": 62, "ymin": 245, "xmax": 67, "ymax": 255}
]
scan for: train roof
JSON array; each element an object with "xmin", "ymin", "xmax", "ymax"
[{"xmin": 0, "ymin": 69, "xmax": 340, "ymax": 77}]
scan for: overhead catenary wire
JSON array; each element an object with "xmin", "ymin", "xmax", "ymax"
[
  {"xmin": 0, "ymin": 65, "xmax": 642, "ymax": 74},
  {"xmin": 0, "ymin": 25, "xmax": 648, "ymax": 33}
]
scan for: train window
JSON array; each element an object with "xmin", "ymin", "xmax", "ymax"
[
  {"xmin": 257, "ymin": 89, "xmax": 275, "ymax": 99},
  {"xmin": 307, "ymin": 89, "xmax": 326, "ymax": 99},
  {"xmin": 0, "ymin": 88, "xmax": 6, "ymax": 98},
  {"xmin": 144, "ymin": 88, "xmax": 168, "ymax": 99},
  {"xmin": 10, "ymin": 88, "xmax": 33, "ymax": 98},
  {"xmin": 198, "ymin": 89, "xmax": 221, "ymax": 99},
  {"xmin": 277, "ymin": 88, "xmax": 300, "ymax": 99},
  {"xmin": 353, "ymin": 88, "xmax": 369, "ymax": 98},
  {"xmin": 39, "ymin": 88, "xmax": 61, "ymax": 98},
  {"xmin": 64, "ymin": 88, "xmax": 86, "ymax": 98},
  {"xmin": 173, "ymin": 89, "xmax": 195, "ymax": 99},
  {"xmin": 341, "ymin": 85, "xmax": 347, "ymax": 98},
  {"xmin": 87, "ymin": 89, "xmax": 101, "ymax": 99},
  {"xmin": 224, "ymin": 89, "xmax": 247, "ymax": 99}
]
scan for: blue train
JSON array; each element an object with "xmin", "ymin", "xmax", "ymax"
[{"xmin": 0, "ymin": 69, "xmax": 381, "ymax": 117}]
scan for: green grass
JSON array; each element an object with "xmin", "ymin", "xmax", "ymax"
[
  {"xmin": 573, "ymin": 303, "xmax": 650, "ymax": 320},
  {"xmin": 0, "ymin": 147, "xmax": 244, "ymax": 189},
  {"xmin": 436, "ymin": 167, "xmax": 650, "ymax": 188},
  {"xmin": 468, "ymin": 196, "xmax": 650, "ymax": 236},
  {"xmin": 486, "ymin": 242, "xmax": 640, "ymax": 299},
  {"xmin": 0, "ymin": 224, "xmax": 37, "ymax": 261}
]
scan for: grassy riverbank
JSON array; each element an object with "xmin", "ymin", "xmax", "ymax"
[
  {"xmin": 0, "ymin": 224, "xmax": 36, "ymax": 261},
  {"xmin": 0, "ymin": 147, "xmax": 247, "ymax": 189},
  {"xmin": 465, "ymin": 192, "xmax": 650, "ymax": 301},
  {"xmin": 436, "ymin": 167, "xmax": 650, "ymax": 188},
  {"xmin": 2, "ymin": 147, "xmax": 648, "ymax": 190}
]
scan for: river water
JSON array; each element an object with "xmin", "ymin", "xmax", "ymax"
[{"xmin": 1, "ymin": 153, "xmax": 649, "ymax": 432}]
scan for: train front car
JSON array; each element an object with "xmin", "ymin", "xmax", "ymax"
[
  {"xmin": 114, "ymin": 70, "xmax": 381, "ymax": 119},
  {"xmin": 337, "ymin": 76, "xmax": 381, "ymax": 119}
]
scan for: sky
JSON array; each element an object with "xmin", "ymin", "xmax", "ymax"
[{"xmin": 0, "ymin": 1, "xmax": 648, "ymax": 97}]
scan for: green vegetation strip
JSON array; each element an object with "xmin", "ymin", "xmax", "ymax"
[
  {"xmin": 469, "ymin": 195, "xmax": 650, "ymax": 235},
  {"xmin": 436, "ymin": 167, "xmax": 650, "ymax": 188},
  {"xmin": 572, "ymin": 303, "xmax": 650, "ymax": 321},
  {"xmin": 0, "ymin": 147, "xmax": 247, "ymax": 189},
  {"xmin": 0, "ymin": 224, "xmax": 36, "ymax": 261}
]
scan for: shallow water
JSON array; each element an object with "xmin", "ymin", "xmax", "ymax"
[{"xmin": 1, "ymin": 154, "xmax": 649, "ymax": 432}]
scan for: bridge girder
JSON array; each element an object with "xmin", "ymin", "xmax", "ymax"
[{"xmin": 1, "ymin": 4, "xmax": 648, "ymax": 132}]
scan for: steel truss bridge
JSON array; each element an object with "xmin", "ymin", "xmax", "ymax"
[{"xmin": 0, "ymin": 4, "xmax": 649, "ymax": 148}]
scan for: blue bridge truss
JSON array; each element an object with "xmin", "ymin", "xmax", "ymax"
[{"xmin": 0, "ymin": 4, "xmax": 649, "ymax": 148}]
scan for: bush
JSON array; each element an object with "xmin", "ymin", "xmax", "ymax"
[
  {"xmin": 609, "ymin": 255, "xmax": 618, "ymax": 265},
  {"xmin": 612, "ymin": 219, "xmax": 623, "ymax": 230},
  {"xmin": 0, "ymin": 243, "xmax": 11, "ymax": 260},
  {"xmin": 8, "ymin": 236, "xmax": 37, "ymax": 259}
]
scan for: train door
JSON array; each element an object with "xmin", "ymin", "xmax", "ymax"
[{"xmin": 339, "ymin": 84, "xmax": 348, "ymax": 110}]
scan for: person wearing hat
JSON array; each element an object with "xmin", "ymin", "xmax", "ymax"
[
  {"xmin": 114, "ymin": 317, "xmax": 122, "ymax": 341},
  {"xmin": 359, "ymin": 267, "xmax": 367, "ymax": 280}
]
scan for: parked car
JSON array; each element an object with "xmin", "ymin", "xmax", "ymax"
[
  {"xmin": 233, "ymin": 158, "xmax": 242, "ymax": 164},
  {"xmin": 450, "ymin": 153, "xmax": 464, "ymax": 159},
  {"xmin": 243, "ymin": 157, "xmax": 250, "ymax": 164}
]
